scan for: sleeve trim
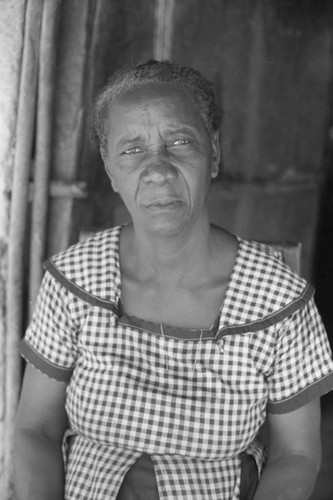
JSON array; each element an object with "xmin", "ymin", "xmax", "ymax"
[
  {"xmin": 20, "ymin": 339, "xmax": 73, "ymax": 383},
  {"xmin": 267, "ymin": 372, "xmax": 333, "ymax": 414}
]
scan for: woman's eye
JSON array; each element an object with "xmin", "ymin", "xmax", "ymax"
[
  {"xmin": 122, "ymin": 146, "xmax": 143, "ymax": 155},
  {"xmin": 170, "ymin": 138, "xmax": 190, "ymax": 147}
]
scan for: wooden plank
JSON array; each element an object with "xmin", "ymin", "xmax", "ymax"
[{"xmin": 29, "ymin": 180, "xmax": 88, "ymax": 200}]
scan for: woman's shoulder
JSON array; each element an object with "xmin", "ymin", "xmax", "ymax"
[
  {"xmin": 43, "ymin": 226, "xmax": 122, "ymax": 304},
  {"xmin": 237, "ymin": 236, "xmax": 304, "ymax": 283},
  {"xmin": 212, "ymin": 225, "xmax": 313, "ymax": 324},
  {"xmin": 47, "ymin": 226, "xmax": 121, "ymax": 268},
  {"xmin": 236, "ymin": 236, "xmax": 313, "ymax": 319},
  {"xmin": 212, "ymin": 225, "xmax": 306, "ymax": 285}
]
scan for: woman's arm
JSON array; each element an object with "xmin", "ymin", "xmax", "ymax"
[
  {"xmin": 14, "ymin": 363, "xmax": 69, "ymax": 500},
  {"xmin": 254, "ymin": 398, "xmax": 321, "ymax": 500}
]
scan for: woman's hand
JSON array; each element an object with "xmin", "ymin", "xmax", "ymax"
[
  {"xmin": 14, "ymin": 364, "xmax": 68, "ymax": 500},
  {"xmin": 254, "ymin": 398, "xmax": 321, "ymax": 500}
]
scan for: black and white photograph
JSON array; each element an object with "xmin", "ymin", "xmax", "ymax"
[{"xmin": 1, "ymin": 1, "xmax": 333, "ymax": 499}]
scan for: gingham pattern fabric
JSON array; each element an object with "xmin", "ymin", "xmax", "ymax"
[{"xmin": 21, "ymin": 226, "xmax": 333, "ymax": 500}]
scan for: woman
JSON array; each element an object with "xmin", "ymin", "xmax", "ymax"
[{"xmin": 14, "ymin": 60, "xmax": 333, "ymax": 500}]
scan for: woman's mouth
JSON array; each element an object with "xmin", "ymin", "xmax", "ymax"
[{"xmin": 145, "ymin": 198, "xmax": 183, "ymax": 210}]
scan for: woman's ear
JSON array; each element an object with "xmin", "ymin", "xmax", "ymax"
[
  {"xmin": 211, "ymin": 132, "xmax": 221, "ymax": 179},
  {"xmin": 102, "ymin": 153, "xmax": 119, "ymax": 193}
]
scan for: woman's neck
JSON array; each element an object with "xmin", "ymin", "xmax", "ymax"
[{"xmin": 122, "ymin": 219, "xmax": 214, "ymax": 287}]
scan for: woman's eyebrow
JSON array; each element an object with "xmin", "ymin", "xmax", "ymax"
[
  {"xmin": 115, "ymin": 135, "xmax": 143, "ymax": 148},
  {"xmin": 114, "ymin": 125, "xmax": 199, "ymax": 149},
  {"xmin": 165, "ymin": 125, "xmax": 198, "ymax": 135}
]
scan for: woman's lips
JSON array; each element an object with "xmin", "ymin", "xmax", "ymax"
[{"xmin": 145, "ymin": 198, "xmax": 183, "ymax": 210}]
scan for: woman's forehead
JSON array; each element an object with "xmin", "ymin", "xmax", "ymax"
[
  {"xmin": 110, "ymin": 82, "xmax": 204, "ymax": 121},
  {"xmin": 107, "ymin": 82, "xmax": 205, "ymax": 131}
]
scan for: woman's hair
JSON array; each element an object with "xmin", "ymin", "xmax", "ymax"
[{"xmin": 91, "ymin": 59, "xmax": 222, "ymax": 156}]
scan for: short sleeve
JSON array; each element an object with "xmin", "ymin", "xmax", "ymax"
[
  {"xmin": 267, "ymin": 297, "xmax": 333, "ymax": 414},
  {"xmin": 20, "ymin": 271, "xmax": 80, "ymax": 382}
]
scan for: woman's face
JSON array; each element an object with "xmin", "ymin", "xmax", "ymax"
[{"xmin": 103, "ymin": 82, "xmax": 220, "ymax": 237}]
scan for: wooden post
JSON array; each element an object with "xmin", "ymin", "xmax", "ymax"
[
  {"xmin": 153, "ymin": 0, "xmax": 175, "ymax": 60},
  {"xmin": 5, "ymin": 0, "xmax": 43, "ymax": 496},
  {"xmin": 0, "ymin": 1, "xmax": 27, "ymax": 496},
  {"xmin": 29, "ymin": 0, "xmax": 61, "ymax": 316}
]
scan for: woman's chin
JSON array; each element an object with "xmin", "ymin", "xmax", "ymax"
[{"xmin": 136, "ymin": 211, "xmax": 192, "ymax": 237}]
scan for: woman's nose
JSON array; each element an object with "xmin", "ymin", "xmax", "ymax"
[{"xmin": 141, "ymin": 152, "xmax": 177, "ymax": 185}]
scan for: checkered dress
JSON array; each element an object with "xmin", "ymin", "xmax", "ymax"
[{"xmin": 21, "ymin": 226, "xmax": 333, "ymax": 500}]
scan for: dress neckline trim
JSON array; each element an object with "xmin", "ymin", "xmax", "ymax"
[
  {"xmin": 44, "ymin": 225, "xmax": 313, "ymax": 340},
  {"xmin": 118, "ymin": 311, "xmax": 221, "ymax": 341}
]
